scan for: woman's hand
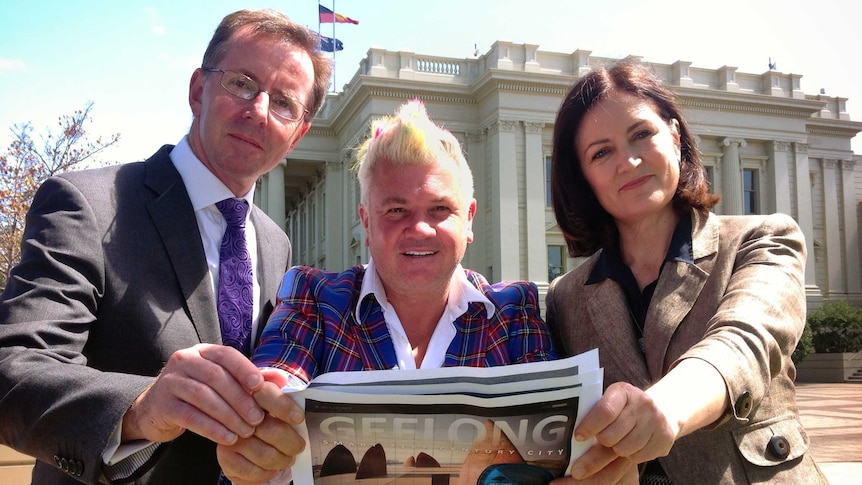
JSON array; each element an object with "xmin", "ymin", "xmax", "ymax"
[
  {"xmin": 566, "ymin": 358, "xmax": 729, "ymax": 480},
  {"xmin": 569, "ymin": 382, "xmax": 676, "ymax": 480}
]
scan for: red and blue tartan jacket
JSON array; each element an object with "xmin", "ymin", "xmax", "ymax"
[{"xmin": 252, "ymin": 265, "xmax": 557, "ymax": 382}]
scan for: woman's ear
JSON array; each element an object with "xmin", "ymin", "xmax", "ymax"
[{"xmin": 670, "ymin": 118, "xmax": 681, "ymax": 159}]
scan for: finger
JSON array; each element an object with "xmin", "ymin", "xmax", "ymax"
[
  {"xmin": 125, "ymin": 378, "xmax": 243, "ymax": 446},
  {"xmin": 254, "ymin": 381, "xmax": 305, "ymax": 426},
  {"xmin": 622, "ymin": 430, "xmax": 674, "ymax": 464},
  {"xmin": 552, "ymin": 456, "xmax": 636, "ymax": 485},
  {"xmin": 600, "ymin": 393, "xmax": 674, "ymax": 462},
  {"xmin": 575, "ymin": 382, "xmax": 632, "ymax": 441},
  {"xmin": 146, "ymin": 366, "xmax": 253, "ymax": 444},
  {"xmin": 198, "ymin": 344, "xmax": 264, "ymax": 392},
  {"xmin": 253, "ymin": 410, "xmax": 306, "ymax": 459},
  {"xmin": 259, "ymin": 367, "xmax": 298, "ymax": 389},
  {"xmin": 569, "ymin": 443, "xmax": 619, "ymax": 480},
  {"xmin": 217, "ymin": 443, "xmax": 280, "ymax": 485},
  {"xmin": 166, "ymin": 347, "xmax": 264, "ymax": 430},
  {"xmin": 597, "ymin": 456, "xmax": 638, "ymax": 485},
  {"xmin": 217, "ymin": 413, "xmax": 304, "ymax": 484}
]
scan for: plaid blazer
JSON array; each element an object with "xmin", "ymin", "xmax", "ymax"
[{"xmin": 253, "ymin": 265, "xmax": 556, "ymax": 381}]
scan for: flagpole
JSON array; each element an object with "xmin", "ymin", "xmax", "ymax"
[{"xmin": 331, "ymin": 0, "xmax": 336, "ymax": 92}]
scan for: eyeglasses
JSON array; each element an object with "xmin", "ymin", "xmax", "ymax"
[{"xmin": 202, "ymin": 68, "xmax": 309, "ymax": 122}]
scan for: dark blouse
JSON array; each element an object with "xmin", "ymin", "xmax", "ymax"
[{"xmin": 586, "ymin": 213, "xmax": 694, "ymax": 352}]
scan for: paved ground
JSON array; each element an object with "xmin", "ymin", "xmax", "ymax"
[{"xmin": 796, "ymin": 382, "xmax": 862, "ymax": 484}]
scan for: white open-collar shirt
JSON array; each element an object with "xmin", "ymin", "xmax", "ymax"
[{"xmin": 356, "ymin": 258, "xmax": 495, "ymax": 370}]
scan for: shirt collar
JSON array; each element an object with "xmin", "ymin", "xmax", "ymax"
[
  {"xmin": 356, "ymin": 258, "xmax": 495, "ymax": 323},
  {"xmin": 169, "ymin": 136, "xmax": 255, "ymax": 211},
  {"xmin": 586, "ymin": 212, "xmax": 694, "ymax": 285}
]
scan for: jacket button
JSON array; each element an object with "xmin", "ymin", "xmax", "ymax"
[
  {"xmin": 734, "ymin": 391, "xmax": 753, "ymax": 418},
  {"xmin": 768, "ymin": 435, "xmax": 791, "ymax": 459},
  {"xmin": 60, "ymin": 457, "xmax": 70, "ymax": 472}
]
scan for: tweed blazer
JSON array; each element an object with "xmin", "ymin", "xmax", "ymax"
[
  {"xmin": 0, "ymin": 145, "xmax": 291, "ymax": 485},
  {"xmin": 546, "ymin": 210, "xmax": 827, "ymax": 484},
  {"xmin": 253, "ymin": 265, "xmax": 557, "ymax": 379}
]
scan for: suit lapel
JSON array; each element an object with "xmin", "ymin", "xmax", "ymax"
[
  {"xmin": 251, "ymin": 208, "xmax": 288, "ymax": 334},
  {"xmin": 253, "ymin": 210, "xmax": 279, "ymax": 304},
  {"xmin": 354, "ymin": 293, "xmax": 399, "ymax": 370},
  {"xmin": 585, "ymin": 279, "xmax": 651, "ymax": 387},
  {"xmin": 643, "ymin": 210, "xmax": 719, "ymax": 378},
  {"xmin": 144, "ymin": 149, "xmax": 221, "ymax": 345}
]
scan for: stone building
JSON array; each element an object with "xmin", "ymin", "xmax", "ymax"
[{"xmin": 255, "ymin": 42, "xmax": 862, "ymax": 307}]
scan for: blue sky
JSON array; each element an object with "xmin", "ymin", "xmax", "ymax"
[{"xmin": 1, "ymin": 0, "xmax": 859, "ymax": 162}]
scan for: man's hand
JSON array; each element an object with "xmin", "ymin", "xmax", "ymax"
[
  {"xmin": 567, "ymin": 382, "xmax": 676, "ymax": 480},
  {"xmin": 217, "ymin": 369, "xmax": 307, "ymax": 485},
  {"xmin": 122, "ymin": 344, "xmax": 266, "ymax": 445}
]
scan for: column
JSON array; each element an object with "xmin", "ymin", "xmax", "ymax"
[
  {"xmin": 323, "ymin": 159, "xmax": 345, "ymax": 271},
  {"xmin": 488, "ymin": 119, "xmax": 520, "ymax": 282},
  {"xmin": 524, "ymin": 122, "xmax": 547, "ymax": 285},
  {"xmin": 841, "ymin": 161, "xmax": 861, "ymax": 296},
  {"xmin": 266, "ymin": 160, "xmax": 286, "ymax": 231},
  {"xmin": 463, "ymin": 131, "xmax": 486, "ymax": 275},
  {"xmin": 822, "ymin": 160, "xmax": 842, "ymax": 297},
  {"xmin": 769, "ymin": 141, "xmax": 792, "ymax": 214},
  {"xmin": 721, "ymin": 138, "xmax": 746, "ymax": 215},
  {"xmin": 793, "ymin": 143, "xmax": 818, "ymax": 294}
]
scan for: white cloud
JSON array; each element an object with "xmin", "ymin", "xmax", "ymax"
[
  {"xmin": 145, "ymin": 7, "xmax": 166, "ymax": 35},
  {"xmin": 0, "ymin": 58, "xmax": 26, "ymax": 72}
]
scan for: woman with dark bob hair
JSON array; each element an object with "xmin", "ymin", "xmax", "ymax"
[{"xmin": 546, "ymin": 62, "xmax": 826, "ymax": 484}]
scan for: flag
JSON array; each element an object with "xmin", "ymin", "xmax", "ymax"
[
  {"xmin": 314, "ymin": 32, "xmax": 344, "ymax": 52},
  {"xmin": 319, "ymin": 5, "xmax": 359, "ymax": 24}
]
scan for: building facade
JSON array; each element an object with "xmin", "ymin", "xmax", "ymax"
[{"xmin": 255, "ymin": 42, "xmax": 862, "ymax": 307}]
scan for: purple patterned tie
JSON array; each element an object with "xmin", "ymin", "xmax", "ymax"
[{"xmin": 216, "ymin": 198, "xmax": 253, "ymax": 356}]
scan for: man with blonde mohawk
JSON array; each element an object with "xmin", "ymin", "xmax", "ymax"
[{"xmin": 256, "ymin": 99, "xmax": 555, "ymax": 379}]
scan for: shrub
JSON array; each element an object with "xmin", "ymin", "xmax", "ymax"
[
  {"xmin": 807, "ymin": 300, "xmax": 862, "ymax": 353},
  {"xmin": 791, "ymin": 319, "xmax": 813, "ymax": 365}
]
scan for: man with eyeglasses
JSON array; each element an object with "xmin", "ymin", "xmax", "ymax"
[{"xmin": 0, "ymin": 9, "xmax": 330, "ymax": 485}]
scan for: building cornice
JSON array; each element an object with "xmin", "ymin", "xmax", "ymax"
[
  {"xmin": 805, "ymin": 115, "xmax": 862, "ymax": 136},
  {"xmin": 676, "ymin": 88, "xmax": 825, "ymax": 118}
]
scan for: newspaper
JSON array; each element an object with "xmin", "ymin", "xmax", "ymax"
[{"xmin": 274, "ymin": 349, "xmax": 602, "ymax": 485}]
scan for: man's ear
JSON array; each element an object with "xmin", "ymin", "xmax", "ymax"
[
  {"xmin": 465, "ymin": 199, "xmax": 476, "ymax": 243},
  {"xmin": 358, "ymin": 204, "xmax": 370, "ymax": 247},
  {"xmin": 189, "ymin": 68, "xmax": 205, "ymax": 118},
  {"xmin": 287, "ymin": 121, "xmax": 312, "ymax": 152}
]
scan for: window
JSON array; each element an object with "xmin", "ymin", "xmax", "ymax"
[
  {"xmin": 743, "ymin": 168, "xmax": 758, "ymax": 214},
  {"xmin": 548, "ymin": 245, "xmax": 565, "ymax": 282},
  {"xmin": 545, "ymin": 156, "xmax": 553, "ymax": 207}
]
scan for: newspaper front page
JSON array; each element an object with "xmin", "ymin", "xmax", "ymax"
[{"xmin": 271, "ymin": 350, "xmax": 602, "ymax": 485}]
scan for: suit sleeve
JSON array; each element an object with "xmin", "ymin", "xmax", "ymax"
[
  {"xmin": 0, "ymin": 176, "xmax": 153, "ymax": 483},
  {"xmin": 499, "ymin": 281, "xmax": 558, "ymax": 364},
  {"xmin": 253, "ymin": 267, "xmax": 324, "ymax": 383},
  {"xmin": 678, "ymin": 213, "xmax": 807, "ymax": 422}
]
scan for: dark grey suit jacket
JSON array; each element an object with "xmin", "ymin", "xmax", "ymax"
[
  {"xmin": 546, "ymin": 210, "xmax": 827, "ymax": 484},
  {"xmin": 0, "ymin": 145, "xmax": 291, "ymax": 484}
]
